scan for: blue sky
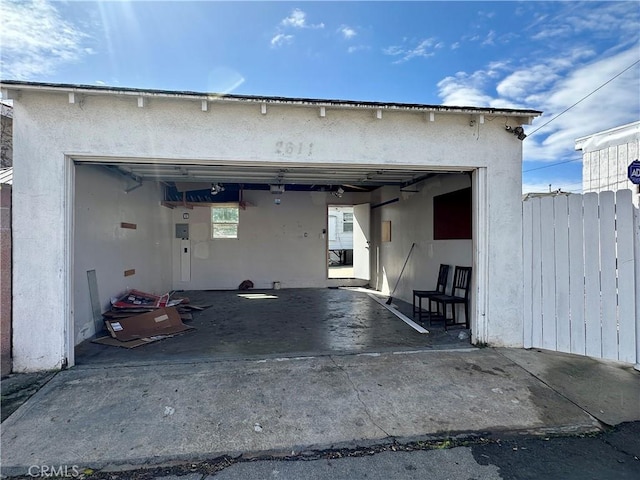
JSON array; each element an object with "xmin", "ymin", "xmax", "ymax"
[{"xmin": 1, "ymin": 1, "xmax": 639, "ymax": 193}]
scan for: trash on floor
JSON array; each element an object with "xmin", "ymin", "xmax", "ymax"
[
  {"xmin": 93, "ymin": 307, "xmax": 194, "ymax": 349},
  {"xmin": 92, "ymin": 289, "xmax": 211, "ymax": 348},
  {"xmin": 111, "ymin": 289, "xmax": 183, "ymax": 310},
  {"xmin": 106, "ymin": 289, "xmax": 211, "ymax": 321}
]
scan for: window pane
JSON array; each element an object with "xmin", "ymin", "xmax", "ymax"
[
  {"xmin": 212, "ymin": 207, "xmax": 239, "ymax": 223},
  {"xmin": 213, "ymin": 224, "xmax": 238, "ymax": 238},
  {"xmin": 343, "ymin": 212, "xmax": 353, "ymax": 232}
]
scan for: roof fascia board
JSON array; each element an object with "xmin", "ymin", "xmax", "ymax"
[{"xmin": 0, "ymin": 80, "xmax": 542, "ymax": 120}]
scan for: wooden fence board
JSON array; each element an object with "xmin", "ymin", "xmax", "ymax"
[
  {"xmin": 568, "ymin": 194, "xmax": 586, "ymax": 356},
  {"xmin": 554, "ymin": 195, "xmax": 571, "ymax": 353},
  {"xmin": 582, "ymin": 193, "xmax": 602, "ymax": 358},
  {"xmin": 522, "ymin": 200, "xmax": 533, "ymax": 349},
  {"xmin": 599, "ymin": 192, "xmax": 618, "ymax": 360},
  {"xmin": 530, "ymin": 198, "xmax": 543, "ymax": 348},
  {"xmin": 615, "ymin": 190, "xmax": 637, "ymax": 363},
  {"xmin": 540, "ymin": 196, "xmax": 557, "ymax": 350}
]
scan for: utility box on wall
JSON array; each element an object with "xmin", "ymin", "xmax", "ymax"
[{"xmin": 175, "ymin": 223, "xmax": 189, "ymax": 240}]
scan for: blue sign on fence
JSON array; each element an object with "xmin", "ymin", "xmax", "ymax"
[{"xmin": 628, "ymin": 160, "xmax": 640, "ymax": 185}]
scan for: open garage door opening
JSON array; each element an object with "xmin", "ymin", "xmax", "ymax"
[{"xmin": 70, "ymin": 160, "xmax": 476, "ymax": 366}]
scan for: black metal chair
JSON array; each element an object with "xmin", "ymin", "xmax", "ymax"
[
  {"xmin": 429, "ymin": 266, "xmax": 472, "ymax": 330},
  {"xmin": 412, "ymin": 264, "xmax": 450, "ymax": 323}
]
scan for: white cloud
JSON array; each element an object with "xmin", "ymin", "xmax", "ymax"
[
  {"xmin": 482, "ymin": 30, "xmax": 496, "ymax": 46},
  {"xmin": 0, "ymin": 0, "xmax": 92, "ymax": 79},
  {"xmin": 281, "ymin": 8, "xmax": 324, "ymax": 29},
  {"xmin": 523, "ymin": 46, "xmax": 640, "ymax": 162},
  {"xmin": 282, "ymin": 8, "xmax": 306, "ymax": 28},
  {"xmin": 339, "ymin": 25, "xmax": 357, "ymax": 39},
  {"xmin": 437, "ymin": 63, "xmax": 510, "ymax": 107},
  {"xmin": 496, "ymin": 65, "xmax": 560, "ymax": 99},
  {"xmin": 270, "ymin": 33, "xmax": 293, "ymax": 48},
  {"xmin": 383, "ymin": 38, "xmax": 443, "ymax": 63},
  {"xmin": 451, "ymin": 42, "xmax": 460, "ymax": 50},
  {"xmin": 270, "ymin": 8, "xmax": 324, "ymax": 48},
  {"xmin": 437, "ymin": 4, "xmax": 640, "ymax": 168}
]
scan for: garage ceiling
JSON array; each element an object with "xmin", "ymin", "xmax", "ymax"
[{"xmin": 74, "ymin": 159, "xmax": 459, "ymax": 192}]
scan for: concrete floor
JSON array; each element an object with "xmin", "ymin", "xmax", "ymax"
[{"xmin": 75, "ymin": 288, "xmax": 471, "ymax": 366}]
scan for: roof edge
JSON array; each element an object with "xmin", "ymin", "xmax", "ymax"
[{"xmin": 0, "ymin": 80, "xmax": 542, "ymax": 117}]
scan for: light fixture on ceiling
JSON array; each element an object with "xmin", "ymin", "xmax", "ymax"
[
  {"xmin": 505, "ymin": 125, "xmax": 527, "ymax": 141},
  {"xmin": 211, "ymin": 183, "xmax": 225, "ymax": 195},
  {"xmin": 270, "ymin": 184, "xmax": 285, "ymax": 195},
  {"xmin": 333, "ymin": 186, "xmax": 345, "ymax": 198}
]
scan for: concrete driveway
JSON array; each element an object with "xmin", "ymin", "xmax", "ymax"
[{"xmin": 2, "ymin": 347, "xmax": 638, "ymax": 476}]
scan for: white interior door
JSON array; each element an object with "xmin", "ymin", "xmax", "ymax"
[{"xmin": 353, "ymin": 203, "xmax": 371, "ymax": 280}]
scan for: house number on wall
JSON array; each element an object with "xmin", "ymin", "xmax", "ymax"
[{"xmin": 275, "ymin": 141, "xmax": 313, "ymax": 157}]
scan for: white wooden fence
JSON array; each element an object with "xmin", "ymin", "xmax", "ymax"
[{"xmin": 523, "ymin": 190, "xmax": 638, "ymax": 364}]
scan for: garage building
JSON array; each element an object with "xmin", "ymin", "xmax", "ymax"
[{"xmin": 0, "ymin": 81, "xmax": 541, "ymax": 372}]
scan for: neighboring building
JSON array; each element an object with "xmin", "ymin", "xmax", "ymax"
[
  {"xmin": 0, "ymin": 102, "xmax": 12, "ymax": 375},
  {"xmin": 1, "ymin": 101, "xmax": 13, "ymax": 169},
  {"xmin": 576, "ymin": 121, "xmax": 640, "ymax": 206},
  {"xmin": 0, "ymin": 80, "xmax": 540, "ymax": 371},
  {"xmin": 522, "ymin": 189, "xmax": 572, "ymax": 201},
  {"xmin": 328, "ymin": 206, "xmax": 353, "ymax": 266}
]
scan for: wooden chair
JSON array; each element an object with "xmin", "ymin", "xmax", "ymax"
[
  {"xmin": 412, "ymin": 264, "xmax": 450, "ymax": 323},
  {"xmin": 428, "ymin": 266, "xmax": 472, "ymax": 330}
]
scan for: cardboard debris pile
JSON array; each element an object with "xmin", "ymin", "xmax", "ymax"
[{"xmin": 93, "ymin": 289, "xmax": 211, "ymax": 349}]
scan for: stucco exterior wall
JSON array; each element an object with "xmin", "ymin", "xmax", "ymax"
[
  {"xmin": 10, "ymin": 89, "xmax": 527, "ymax": 370},
  {"xmin": 74, "ymin": 166, "xmax": 173, "ymax": 344}
]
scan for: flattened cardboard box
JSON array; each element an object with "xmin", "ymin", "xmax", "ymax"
[{"xmin": 101, "ymin": 307, "xmax": 194, "ymax": 344}]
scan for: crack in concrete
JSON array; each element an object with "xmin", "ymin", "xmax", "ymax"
[
  {"xmin": 328, "ymin": 355, "xmax": 393, "ymax": 439},
  {"xmin": 493, "ymin": 349, "xmax": 607, "ymax": 430}
]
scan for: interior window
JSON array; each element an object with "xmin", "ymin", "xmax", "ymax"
[
  {"xmin": 343, "ymin": 212, "xmax": 353, "ymax": 232},
  {"xmin": 211, "ymin": 205, "xmax": 239, "ymax": 239}
]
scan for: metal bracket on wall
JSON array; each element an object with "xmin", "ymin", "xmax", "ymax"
[{"xmin": 102, "ymin": 165, "xmax": 143, "ymax": 193}]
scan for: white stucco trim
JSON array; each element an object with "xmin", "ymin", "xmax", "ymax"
[
  {"xmin": 472, "ymin": 168, "xmax": 489, "ymax": 344},
  {"xmin": 64, "ymin": 156, "xmax": 75, "ymax": 368}
]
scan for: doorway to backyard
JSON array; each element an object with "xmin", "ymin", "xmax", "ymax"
[{"xmin": 327, "ymin": 204, "xmax": 370, "ymax": 280}]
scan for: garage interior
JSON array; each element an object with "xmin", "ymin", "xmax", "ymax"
[{"xmin": 72, "ymin": 160, "xmax": 475, "ymax": 365}]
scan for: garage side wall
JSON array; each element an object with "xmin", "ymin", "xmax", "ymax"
[
  {"xmin": 370, "ymin": 175, "xmax": 473, "ymax": 302},
  {"xmin": 74, "ymin": 166, "xmax": 173, "ymax": 344}
]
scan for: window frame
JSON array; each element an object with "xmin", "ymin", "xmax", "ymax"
[
  {"xmin": 342, "ymin": 212, "xmax": 354, "ymax": 233},
  {"xmin": 211, "ymin": 203, "xmax": 240, "ymax": 239}
]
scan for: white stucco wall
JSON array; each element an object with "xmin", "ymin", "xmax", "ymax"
[
  {"xmin": 8, "ymin": 88, "xmax": 530, "ymax": 370},
  {"xmin": 74, "ymin": 165, "xmax": 173, "ymax": 344},
  {"xmin": 171, "ymin": 190, "xmax": 367, "ymax": 290},
  {"xmin": 370, "ymin": 175, "xmax": 473, "ymax": 301}
]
